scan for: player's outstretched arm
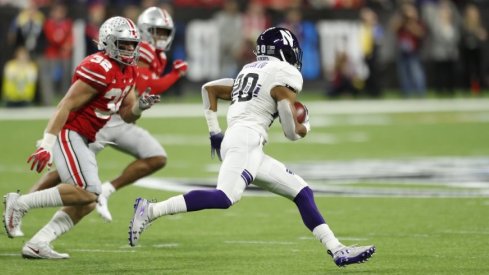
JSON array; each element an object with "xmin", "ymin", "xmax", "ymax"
[
  {"xmin": 136, "ymin": 60, "xmax": 188, "ymax": 96},
  {"xmin": 28, "ymin": 80, "xmax": 98, "ymax": 173},
  {"xmin": 272, "ymin": 86, "xmax": 309, "ymax": 140},
  {"xmin": 201, "ymin": 78, "xmax": 234, "ymax": 160}
]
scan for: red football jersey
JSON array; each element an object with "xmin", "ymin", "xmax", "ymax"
[
  {"xmin": 65, "ymin": 52, "xmax": 137, "ymax": 142},
  {"xmin": 138, "ymin": 41, "xmax": 167, "ymax": 76}
]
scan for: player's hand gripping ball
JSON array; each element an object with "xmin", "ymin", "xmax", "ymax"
[{"xmin": 294, "ymin": 101, "xmax": 308, "ymax": 124}]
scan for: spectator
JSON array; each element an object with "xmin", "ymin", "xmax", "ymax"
[
  {"xmin": 390, "ymin": 2, "xmax": 426, "ymax": 98},
  {"xmin": 359, "ymin": 7, "xmax": 383, "ymax": 97},
  {"xmin": 461, "ymin": 3, "xmax": 487, "ymax": 95},
  {"xmin": 84, "ymin": 3, "xmax": 106, "ymax": 55},
  {"xmin": 39, "ymin": 3, "xmax": 73, "ymax": 105},
  {"xmin": 2, "ymin": 47, "xmax": 38, "ymax": 107},
  {"xmin": 279, "ymin": 8, "xmax": 321, "ymax": 80},
  {"xmin": 423, "ymin": 0, "xmax": 460, "ymax": 96},
  {"xmin": 242, "ymin": 1, "xmax": 271, "ymax": 42},
  {"xmin": 122, "ymin": 4, "xmax": 140, "ymax": 22},
  {"xmin": 7, "ymin": 1, "xmax": 45, "ymax": 59},
  {"xmin": 327, "ymin": 51, "xmax": 361, "ymax": 98},
  {"xmin": 214, "ymin": 0, "xmax": 242, "ymax": 78}
]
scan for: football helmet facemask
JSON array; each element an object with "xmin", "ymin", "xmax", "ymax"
[
  {"xmin": 137, "ymin": 7, "xmax": 175, "ymax": 51},
  {"xmin": 98, "ymin": 16, "xmax": 141, "ymax": 66},
  {"xmin": 255, "ymin": 27, "xmax": 303, "ymax": 71}
]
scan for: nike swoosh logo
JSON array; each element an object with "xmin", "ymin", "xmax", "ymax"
[{"xmin": 28, "ymin": 246, "xmax": 40, "ymax": 254}]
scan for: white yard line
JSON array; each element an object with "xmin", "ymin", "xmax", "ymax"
[
  {"xmin": 71, "ymin": 249, "xmax": 136, "ymax": 253},
  {"xmin": 0, "ymin": 98, "xmax": 488, "ymax": 120}
]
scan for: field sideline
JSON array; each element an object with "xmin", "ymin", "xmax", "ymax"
[{"xmin": 0, "ymin": 98, "xmax": 488, "ymax": 274}]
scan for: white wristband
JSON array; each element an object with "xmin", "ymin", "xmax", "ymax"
[
  {"xmin": 131, "ymin": 103, "xmax": 142, "ymax": 116},
  {"xmin": 204, "ymin": 109, "xmax": 221, "ymax": 133},
  {"xmin": 40, "ymin": 132, "xmax": 57, "ymax": 150}
]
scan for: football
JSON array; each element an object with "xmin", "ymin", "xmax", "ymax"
[{"xmin": 294, "ymin": 101, "xmax": 307, "ymax": 123}]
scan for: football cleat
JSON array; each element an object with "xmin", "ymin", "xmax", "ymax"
[
  {"xmin": 327, "ymin": 245, "xmax": 376, "ymax": 267},
  {"xmin": 95, "ymin": 194, "xmax": 113, "ymax": 222},
  {"xmin": 128, "ymin": 197, "xmax": 152, "ymax": 247},
  {"xmin": 3, "ymin": 192, "xmax": 27, "ymax": 238},
  {"xmin": 22, "ymin": 241, "xmax": 70, "ymax": 259},
  {"xmin": 12, "ymin": 222, "xmax": 24, "ymax": 237}
]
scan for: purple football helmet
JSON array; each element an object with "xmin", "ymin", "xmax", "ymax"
[{"xmin": 255, "ymin": 27, "xmax": 303, "ymax": 71}]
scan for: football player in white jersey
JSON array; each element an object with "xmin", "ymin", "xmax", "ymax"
[{"xmin": 128, "ymin": 27, "xmax": 375, "ymax": 267}]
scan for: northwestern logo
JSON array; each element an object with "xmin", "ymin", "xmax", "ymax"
[{"xmin": 280, "ymin": 30, "xmax": 294, "ymax": 46}]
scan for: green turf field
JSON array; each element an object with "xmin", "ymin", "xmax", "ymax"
[{"xmin": 0, "ymin": 99, "xmax": 488, "ymax": 274}]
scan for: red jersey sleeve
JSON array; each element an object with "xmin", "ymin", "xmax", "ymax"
[
  {"xmin": 138, "ymin": 42, "xmax": 157, "ymax": 67},
  {"xmin": 73, "ymin": 54, "xmax": 113, "ymax": 92},
  {"xmin": 135, "ymin": 67, "xmax": 180, "ymax": 96}
]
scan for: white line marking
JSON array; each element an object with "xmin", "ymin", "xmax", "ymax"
[
  {"xmin": 224, "ymin": 240, "xmax": 295, "ymax": 245},
  {"xmin": 441, "ymin": 230, "xmax": 489, "ymax": 235},
  {"xmin": 0, "ymin": 253, "xmax": 20, "ymax": 257},
  {"xmin": 1, "ymin": 99, "xmax": 488, "ymax": 120},
  {"xmin": 152, "ymin": 243, "xmax": 179, "ymax": 248},
  {"xmin": 71, "ymin": 249, "xmax": 136, "ymax": 253}
]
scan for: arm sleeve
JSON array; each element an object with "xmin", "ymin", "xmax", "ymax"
[
  {"xmin": 201, "ymin": 78, "xmax": 234, "ymax": 133},
  {"xmin": 136, "ymin": 67, "xmax": 180, "ymax": 96},
  {"xmin": 277, "ymin": 99, "xmax": 301, "ymax": 141},
  {"xmin": 73, "ymin": 61, "xmax": 109, "ymax": 93}
]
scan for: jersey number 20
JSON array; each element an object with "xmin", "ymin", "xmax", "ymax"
[{"xmin": 232, "ymin": 73, "xmax": 260, "ymax": 103}]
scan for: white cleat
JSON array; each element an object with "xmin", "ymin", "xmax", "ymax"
[
  {"xmin": 96, "ymin": 194, "xmax": 112, "ymax": 222},
  {"xmin": 328, "ymin": 245, "xmax": 376, "ymax": 267},
  {"xmin": 11, "ymin": 222, "xmax": 24, "ymax": 237},
  {"xmin": 128, "ymin": 198, "xmax": 152, "ymax": 247},
  {"xmin": 22, "ymin": 241, "xmax": 70, "ymax": 259},
  {"xmin": 3, "ymin": 192, "xmax": 27, "ymax": 238}
]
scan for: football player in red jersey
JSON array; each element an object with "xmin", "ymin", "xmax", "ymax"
[
  {"xmin": 2, "ymin": 16, "xmax": 160, "ymax": 259},
  {"xmin": 24, "ymin": 7, "xmax": 187, "ymax": 224},
  {"xmin": 91, "ymin": 6, "xmax": 188, "ymax": 222}
]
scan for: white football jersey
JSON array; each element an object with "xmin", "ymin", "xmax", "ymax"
[{"xmin": 227, "ymin": 56, "xmax": 303, "ymax": 142}]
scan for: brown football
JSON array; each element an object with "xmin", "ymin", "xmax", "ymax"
[{"xmin": 294, "ymin": 101, "xmax": 307, "ymax": 123}]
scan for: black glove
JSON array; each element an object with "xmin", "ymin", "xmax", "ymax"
[{"xmin": 210, "ymin": 132, "xmax": 224, "ymax": 161}]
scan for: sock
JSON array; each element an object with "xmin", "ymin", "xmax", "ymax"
[
  {"xmin": 313, "ymin": 224, "xmax": 343, "ymax": 253},
  {"xmin": 183, "ymin": 189, "xmax": 232, "ymax": 211},
  {"xmin": 149, "ymin": 195, "xmax": 187, "ymax": 220},
  {"xmin": 30, "ymin": 210, "xmax": 74, "ymax": 244},
  {"xmin": 17, "ymin": 187, "xmax": 63, "ymax": 211},
  {"xmin": 293, "ymin": 187, "xmax": 326, "ymax": 231},
  {"xmin": 101, "ymin": 182, "xmax": 116, "ymax": 198}
]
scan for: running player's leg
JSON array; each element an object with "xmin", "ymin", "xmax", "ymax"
[
  {"xmin": 106, "ymin": 123, "xmax": 166, "ymax": 191},
  {"xmin": 96, "ymin": 124, "xmax": 166, "ymax": 221},
  {"xmin": 20, "ymin": 130, "xmax": 103, "ymax": 258},
  {"xmin": 29, "ymin": 170, "xmax": 61, "ymax": 193},
  {"xmin": 129, "ymin": 127, "xmax": 263, "ymax": 246},
  {"xmin": 255, "ymin": 155, "xmax": 375, "ymax": 266},
  {"xmin": 5, "ymin": 130, "xmax": 99, "ymax": 242}
]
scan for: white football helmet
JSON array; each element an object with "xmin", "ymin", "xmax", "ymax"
[
  {"xmin": 137, "ymin": 7, "xmax": 175, "ymax": 51},
  {"xmin": 98, "ymin": 16, "xmax": 141, "ymax": 65}
]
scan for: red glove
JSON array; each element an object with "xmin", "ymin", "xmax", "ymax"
[
  {"xmin": 27, "ymin": 148, "xmax": 53, "ymax": 173},
  {"xmin": 172, "ymin": 59, "xmax": 188, "ymax": 76},
  {"xmin": 27, "ymin": 133, "xmax": 56, "ymax": 173}
]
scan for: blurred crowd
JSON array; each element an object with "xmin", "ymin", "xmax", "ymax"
[{"xmin": 0, "ymin": 0, "xmax": 488, "ymax": 106}]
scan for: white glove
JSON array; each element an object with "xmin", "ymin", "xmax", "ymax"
[{"xmin": 132, "ymin": 88, "xmax": 160, "ymax": 116}]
